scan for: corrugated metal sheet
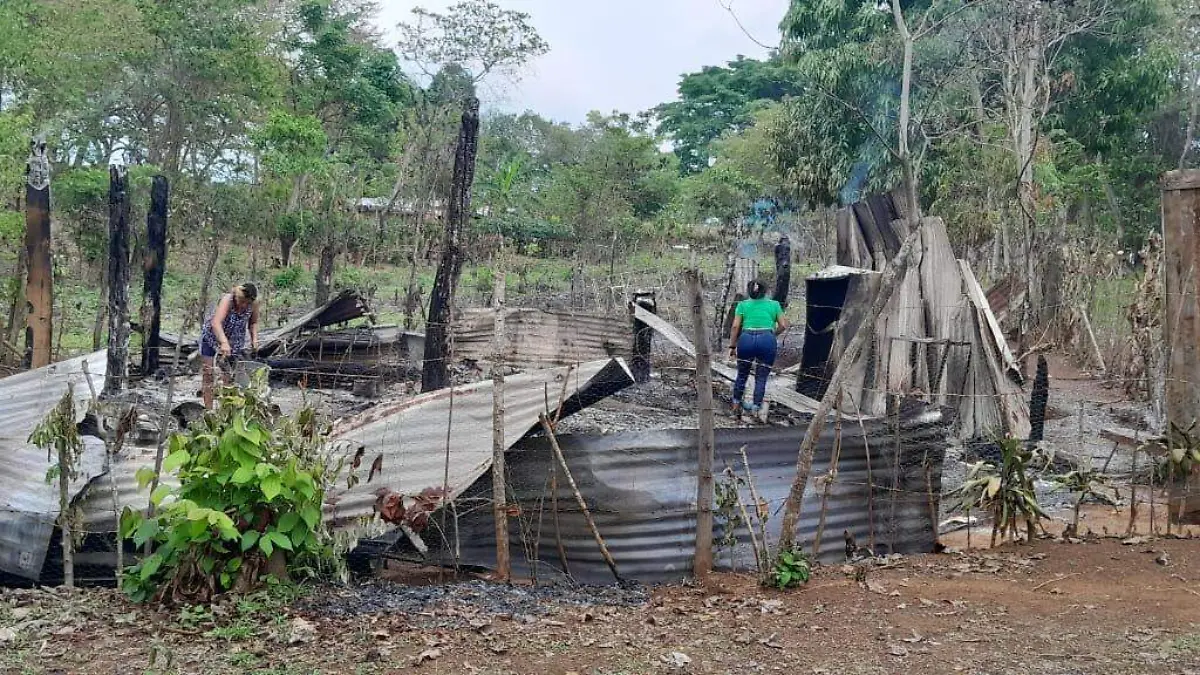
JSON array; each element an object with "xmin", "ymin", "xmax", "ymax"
[
  {"xmin": 71, "ymin": 359, "xmax": 636, "ymax": 568},
  {"xmin": 0, "ymin": 351, "xmax": 108, "ymax": 579},
  {"xmin": 418, "ymin": 401, "xmax": 952, "ymax": 584},
  {"xmin": 452, "ymin": 308, "xmax": 631, "ymax": 370},
  {"xmin": 326, "ymin": 358, "xmax": 635, "ymax": 527}
]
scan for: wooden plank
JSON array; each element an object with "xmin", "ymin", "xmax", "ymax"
[
  {"xmin": 836, "ymin": 207, "xmax": 870, "ymax": 269},
  {"xmin": 632, "ymin": 304, "xmax": 838, "ymax": 417},
  {"xmin": 959, "ymin": 261, "xmax": 1020, "ymax": 381}
]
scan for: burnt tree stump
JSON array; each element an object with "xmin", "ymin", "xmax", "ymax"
[
  {"xmin": 422, "ymin": 97, "xmax": 480, "ymax": 392},
  {"xmin": 104, "ymin": 166, "xmax": 131, "ymax": 395}
]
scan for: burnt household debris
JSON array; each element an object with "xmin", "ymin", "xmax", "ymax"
[{"xmin": 3, "ymin": 171, "xmax": 1199, "ymax": 592}]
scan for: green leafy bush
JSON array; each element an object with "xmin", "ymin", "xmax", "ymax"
[
  {"xmin": 770, "ymin": 546, "xmax": 810, "ymax": 590},
  {"xmin": 950, "ymin": 435, "xmax": 1047, "ymax": 546},
  {"xmin": 272, "ymin": 266, "xmax": 303, "ymax": 290},
  {"xmin": 120, "ymin": 374, "xmax": 348, "ymax": 603}
]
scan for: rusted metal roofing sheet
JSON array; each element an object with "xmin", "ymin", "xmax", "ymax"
[
  {"xmin": 325, "ymin": 358, "xmax": 635, "ymax": 528},
  {"xmin": 419, "ymin": 401, "xmax": 952, "ymax": 584},
  {"xmin": 0, "ymin": 351, "xmax": 108, "ymax": 580},
  {"xmin": 452, "ymin": 308, "xmax": 631, "ymax": 370}
]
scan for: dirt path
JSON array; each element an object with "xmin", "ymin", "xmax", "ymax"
[{"xmin": 3, "ymin": 539, "xmax": 1198, "ymax": 675}]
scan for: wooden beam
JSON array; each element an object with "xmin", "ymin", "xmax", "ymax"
[{"xmin": 686, "ymin": 268, "xmax": 715, "ymax": 578}]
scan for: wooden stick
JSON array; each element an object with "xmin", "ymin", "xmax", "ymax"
[
  {"xmin": 539, "ymin": 414, "xmax": 622, "ymax": 583},
  {"xmin": 777, "ymin": 221, "xmax": 924, "ymax": 553},
  {"xmin": 490, "ymin": 266, "xmax": 510, "ymax": 582},
  {"xmin": 1078, "ymin": 305, "xmax": 1106, "ymax": 373},
  {"xmin": 739, "ymin": 445, "xmax": 769, "ymax": 568},
  {"xmin": 812, "ymin": 390, "xmax": 844, "ymax": 558},
  {"xmin": 687, "ymin": 268, "xmax": 715, "ymax": 578},
  {"xmin": 147, "ymin": 314, "xmax": 185, "ymax": 556},
  {"xmin": 1032, "ymin": 572, "xmax": 1080, "ymax": 592},
  {"xmin": 724, "ymin": 465, "xmax": 763, "ymax": 573}
]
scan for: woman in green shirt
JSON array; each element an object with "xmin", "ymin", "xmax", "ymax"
[{"xmin": 727, "ymin": 280, "xmax": 788, "ymax": 413}]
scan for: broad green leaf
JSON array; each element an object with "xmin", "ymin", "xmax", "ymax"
[
  {"xmin": 150, "ymin": 484, "xmax": 172, "ymax": 506},
  {"xmin": 259, "ymin": 536, "xmax": 274, "ymax": 558},
  {"xmin": 985, "ymin": 477, "xmax": 1002, "ymax": 498},
  {"xmin": 162, "ymin": 448, "xmax": 191, "ymax": 473},
  {"xmin": 278, "ymin": 512, "xmax": 300, "ymax": 533},
  {"xmin": 135, "ymin": 466, "xmax": 157, "ymax": 490},
  {"xmin": 140, "ymin": 554, "xmax": 163, "ymax": 581},
  {"xmin": 261, "ymin": 475, "xmax": 282, "ymax": 501},
  {"xmin": 134, "ymin": 518, "xmax": 160, "ymax": 546},
  {"xmin": 241, "ymin": 530, "xmax": 260, "ymax": 552},
  {"xmin": 231, "ymin": 465, "xmax": 256, "ymax": 484},
  {"xmin": 267, "ymin": 531, "xmax": 293, "ymax": 551},
  {"xmin": 301, "ymin": 505, "xmax": 321, "ymax": 530}
]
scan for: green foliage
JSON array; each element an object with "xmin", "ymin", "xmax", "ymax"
[
  {"xmin": 655, "ymin": 56, "xmax": 803, "ymax": 174},
  {"xmin": 272, "ymin": 266, "xmax": 303, "ymax": 290},
  {"xmin": 119, "ymin": 374, "xmax": 347, "ymax": 604},
  {"xmin": 29, "ymin": 388, "xmax": 83, "ymax": 485},
  {"xmin": 950, "ymin": 436, "xmax": 1047, "ymax": 546},
  {"xmin": 1152, "ymin": 422, "xmax": 1200, "ymax": 484},
  {"xmin": 770, "ymin": 547, "xmax": 811, "ymax": 590}
]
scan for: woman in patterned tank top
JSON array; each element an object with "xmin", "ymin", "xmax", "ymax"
[{"xmin": 199, "ymin": 283, "xmax": 260, "ymax": 408}]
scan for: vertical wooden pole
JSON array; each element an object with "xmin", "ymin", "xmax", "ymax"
[
  {"xmin": 423, "ymin": 97, "xmax": 480, "ymax": 392},
  {"xmin": 141, "ymin": 176, "xmax": 169, "ymax": 376},
  {"xmin": 491, "ymin": 265, "xmax": 510, "ymax": 581},
  {"xmin": 686, "ymin": 268, "xmax": 715, "ymax": 578},
  {"xmin": 1161, "ymin": 169, "xmax": 1200, "ymax": 524},
  {"xmin": 104, "ymin": 165, "xmax": 131, "ymax": 395},
  {"xmin": 24, "ymin": 138, "xmax": 52, "ymax": 368}
]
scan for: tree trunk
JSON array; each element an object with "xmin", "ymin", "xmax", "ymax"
[
  {"xmin": 105, "ymin": 166, "xmax": 131, "ymax": 395},
  {"xmin": 279, "ymin": 173, "xmax": 308, "ymax": 268},
  {"xmin": 422, "ymin": 98, "xmax": 480, "ymax": 392},
  {"xmin": 777, "ymin": 221, "xmax": 924, "ymax": 553},
  {"xmin": 140, "ymin": 176, "xmax": 168, "ymax": 376},
  {"xmin": 1013, "ymin": 3, "xmax": 1045, "ymax": 341},
  {"xmin": 315, "ymin": 243, "xmax": 336, "ymax": 307},
  {"xmin": 24, "ymin": 139, "xmax": 53, "ymax": 369}
]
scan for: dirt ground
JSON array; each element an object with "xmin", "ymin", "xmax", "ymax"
[{"xmin": 3, "ymin": 535, "xmax": 1199, "ymax": 675}]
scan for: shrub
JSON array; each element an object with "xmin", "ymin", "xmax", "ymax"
[
  {"xmin": 272, "ymin": 266, "xmax": 303, "ymax": 290},
  {"xmin": 120, "ymin": 374, "xmax": 350, "ymax": 603}
]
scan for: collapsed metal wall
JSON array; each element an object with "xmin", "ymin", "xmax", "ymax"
[{"xmin": 419, "ymin": 402, "xmax": 952, "ymax": 585}]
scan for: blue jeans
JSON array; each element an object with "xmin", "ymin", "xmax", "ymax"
[{"xmin": 733, "ymin": 330, "xmax": 777, "ymax": 407}]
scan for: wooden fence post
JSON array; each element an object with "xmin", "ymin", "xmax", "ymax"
[
  {"xmin": 630, "ymin": 291, "xmax": 657, "ymax": 384},
  {"xmin": 1162, "ymin": 169, "xmax": 1200, "ymax": 524},
  {"xmin": 491, "ymin": 265, "xmax": 510, "ymax": 581},
  {"xmin": 24, "ymin": 138, "xmax": 52, "ymax": 368},
  {"xmin": 686, "ymin": 268, "xmax": 715, "ymax": 578},
  {"xmin": 141, "ymin": 175, "xmax": 168, "ymax": 376}
]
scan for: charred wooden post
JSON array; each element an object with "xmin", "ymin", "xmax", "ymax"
[
  {"xmin": 104, "ymin": 165, "xmax": 131, "ymax": 395},
  {"xmin": 141, "ymin": 176, "xmax": 169, "ymax": 376},
  {"xmin": 773, "ymin": 234, "xmax": 792, "ymax": 308},
  {"xmin": 24, "ymin": 138, "xmax": 52, "ymax": 368},
  {"xmin": 686, "ymin": 269, "xmax": 715, "ymax": 578},
  {"xmin": 629, "ymin": 291, "xmax": 657, "ymax": 384},
  {"xmin": 422, "ymin": 97, "xmax": 480, "ymax": 392}
]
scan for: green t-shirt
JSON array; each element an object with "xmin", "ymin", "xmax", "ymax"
[{"xmin": 735, "ymin": 297, "xmax": 783, "ymax": 331}]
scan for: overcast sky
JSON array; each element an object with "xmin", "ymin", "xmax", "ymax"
[{"xmin": 375, "ymin": 0, "xmax": 789, "ymax": 124}]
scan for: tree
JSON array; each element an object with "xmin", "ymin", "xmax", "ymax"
[
  {"xmin": 655, "ymin": 55, "xmax": 803, "ymax": 174},
  {"xmin": 395, "ymin": 0, "xmax": 549, "ymax": 83}
]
